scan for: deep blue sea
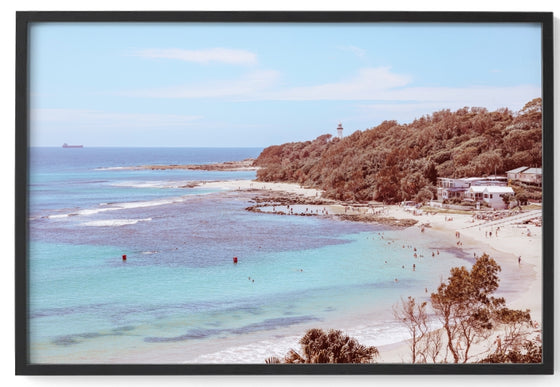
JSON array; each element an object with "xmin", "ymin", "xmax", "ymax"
[{"xmin": 28, "ymin": 147, "xmax": 471, "ymax": 364}]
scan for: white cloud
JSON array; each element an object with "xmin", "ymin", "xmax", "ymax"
[
  {"xmin": 261, "ymin": 67, "xmax": 411, "ymax": 100},
  {"xmin": 338, "ymin": 45, "xmax": 367, "ymax": 57},
  {"xmin": 355, "ymin": 84, "xmax": 541, "ymax": 124},
  {"xmin": 114, "ymin": 65, "xmax": 540, "ymax": 115},
  {"xmin": 118, "ymin": 69, "xmax": 281, "ymax": 99},
  {"xmin": 381, "ymin": 84, "xmax": 541, "ymax": 109},
  {"xmin": 133, "ymin": 48, "xmax": 258, "ymax": 66},
  {"xmin": 30, "ymin": 109, "xmax": 203, "ymax": 128},
  {"xmin": 260, "ymin": 68, "xmax": 539, "ymax": 111}
]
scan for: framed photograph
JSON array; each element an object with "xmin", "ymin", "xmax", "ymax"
[{"xmin": 15, "ymin": 11, "xmax": 553, "ymax": 375}]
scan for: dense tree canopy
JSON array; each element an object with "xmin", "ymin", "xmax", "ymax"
[{"xmin": 255, "ymin": 99, "xmax": 542, "ymax": 203}]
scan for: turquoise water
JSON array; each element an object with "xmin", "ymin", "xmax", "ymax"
[{"xmin": 28, "ymin": 147, "xmax": 470, "ymax": 363}]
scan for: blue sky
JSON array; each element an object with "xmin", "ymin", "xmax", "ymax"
[{"xmin": 29, "ymin": 22, "xmax": 542, "ymax": 147}]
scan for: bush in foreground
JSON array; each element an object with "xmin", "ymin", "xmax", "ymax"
[{"xmin": 265, "ymin": 328, "xmax": 379, "ymax": 364}]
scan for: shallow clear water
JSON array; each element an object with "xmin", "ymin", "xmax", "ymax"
[{"xmin": 28, "ymin": 147, "xmax": 471, "ymax": 364}]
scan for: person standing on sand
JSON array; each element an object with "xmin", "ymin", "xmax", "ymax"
[
  {"xmin": 494, "ymin": 336, "xmax": 502, "ymax": 353},
  {"xmin": 518, "ymin": 256, "xmax": 522, "ymax": 264}
]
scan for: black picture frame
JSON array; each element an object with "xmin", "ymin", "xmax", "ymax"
[{"xmin": 15, "ymin": 11, "xmax": 554, "ymax": 375}]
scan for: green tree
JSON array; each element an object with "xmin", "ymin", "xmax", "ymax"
[
  {"xmin": 516, "ymin": 191, "xmax": 529, "ymax": 206},
  {"xmin": 393, "ymin": 297, "xmax": 429, "ymax": 363},
  {"xmin": 265, "ymin": 328, "xmax": 379, "ymax": 364},
  {"xmin": 479, "ymin": 340, "xmax": 542, "ymax": 363},
  {"xmin": 424, "ymin": 161, "xmax": 438, "ymax": 185},
  {"xmin": 502, "ymin": 193, "xmax": 513, "ymax": 208},
  {"xmin": 493, "ymin": 308, "xmax": 532, "ymax": 354},
  {"xmin": 430, "ymin": 254, "xmax": 505, "ymax": 363},
  {"xmin": 254, "ymin": 100, "xmax": 541, "ymax": 204}
]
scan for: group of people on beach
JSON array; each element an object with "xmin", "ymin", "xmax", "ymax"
[
  {"xmin": 483, "ymin": 226, "xmax": 501, "ymax": 238},
  {"xmin": 454, "ymin": 230, "xmax": 463, "ymax": 246},
  {"xmin": 268, "ymin": 204, "xmax": 329, "ymax": 216}
]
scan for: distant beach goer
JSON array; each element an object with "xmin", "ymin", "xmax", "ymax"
[
  {"xmin": 413, "ymin": 264, "xmax": 416, "ymax": 271},
  {"xmin": 518, "ymin": 256, "xmax": 522, "ymax": 264},
  {"xmin": 494, "ymin": 336, "xmax": 502, "ymax": 353}
]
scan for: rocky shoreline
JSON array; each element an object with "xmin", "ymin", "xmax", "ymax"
[
  {"xmin": 244, "ymin": 190, "xmax": 418, "ymax": 228},
  {"xmin": 123, "ymin": 158, "xmax": 258, "ymax": 171}
]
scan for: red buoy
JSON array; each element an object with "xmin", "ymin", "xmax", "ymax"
[
  {"xmin": 122, "ymin": 254, "xmax": 127, "ymax": 261},
  {"xmin": 233, "ymin": 256, "xmax": 238, "ymax": 264}
]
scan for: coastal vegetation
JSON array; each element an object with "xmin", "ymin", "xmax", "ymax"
[
  {"xmin": 265, "ymin": 328, "xmax": 379, "ymax": 364},
  {"xmin": 394, "ymin": 254, "xmax": 540, "ymax": 364},
  {"xmin": 268, "ymin": 255, "xmax": 540, "ymax": 364},
  {"xmin": 254, "ymin": 98, "xmax": 542, "ymax": 203}
]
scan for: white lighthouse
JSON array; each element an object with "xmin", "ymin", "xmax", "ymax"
[{"xmin": 337, "ymin": 122, "xmax": 344, "ymax": 139}]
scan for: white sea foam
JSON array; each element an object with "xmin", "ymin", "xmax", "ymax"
[
  {"xmin": 188, "ymin": 335, "xmax": 301, "ymax": 364},
  {"xmin": 186, "ymin": 320, "xmax": 413, "ymax": 364},
  {"xmin": 47, "ymin": 214, "xmax": 70, "ymax": 219},
  {"xmin": 82, "ymin": 218, "xmax": 152, "ymax": 227},
  {"xmin": 45, "ymin": 196, "xmax": 190, "ymax": 219},
  {"xmin": 93, "ymin": 166, "xmax": 130, "ymax": 171},
  {"xmin": 109, "ymin": 180, "xmax": 199, "ymax": 189},
  {"xmin": 118, "ymin": 197, "xmax": 184, "ymax": 209}
]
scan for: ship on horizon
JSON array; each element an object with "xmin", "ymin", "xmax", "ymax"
[{"xmin": 62, "ymin": 143, "xmax": 83, "ymax": 148}]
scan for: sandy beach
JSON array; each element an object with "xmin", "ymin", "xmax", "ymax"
[{"xmin": 205, "ymin": 179, "xmax": 543, "ymax": 363}]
